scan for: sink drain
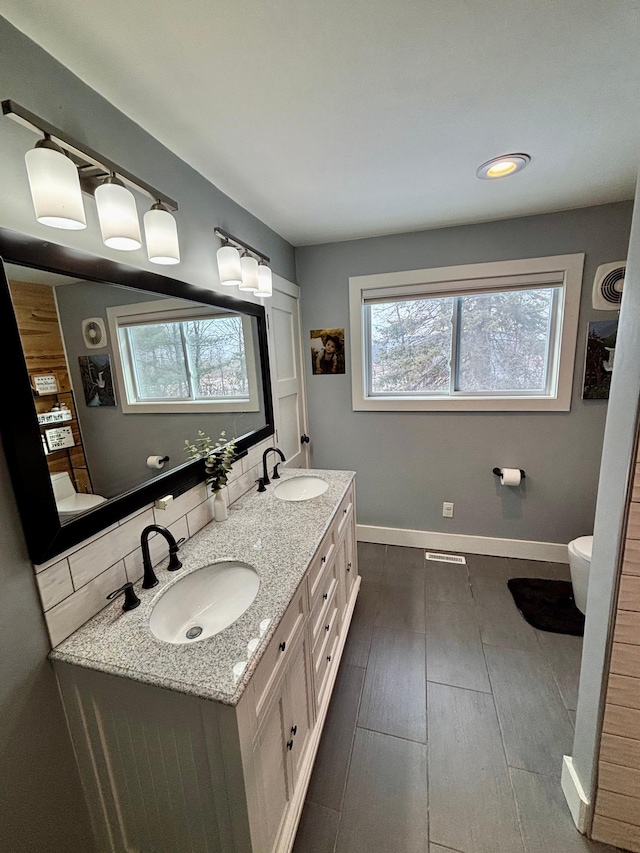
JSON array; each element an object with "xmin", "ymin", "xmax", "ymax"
[{"xmin": 186, "ymin": 626, "xmax": 203, "ymax": 639}]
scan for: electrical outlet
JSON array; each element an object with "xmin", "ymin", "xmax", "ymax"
[{"xmin": 442, "ymin": 501, "xmax": 454, "ymax": 518}]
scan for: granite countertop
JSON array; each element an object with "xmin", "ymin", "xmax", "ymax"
[{"xmin": 50, "ymin": 468, "xmax": 355, "ymax": 706}]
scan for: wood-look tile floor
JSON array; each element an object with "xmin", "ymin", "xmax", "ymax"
[{"xmin": 293, "ymin": 544, "xmax": 620, "ymax": 853}]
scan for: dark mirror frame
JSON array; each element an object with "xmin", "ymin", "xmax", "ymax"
[{"xmin": 0, "ymin": 227, "xmax": 274, "ymax": 564}]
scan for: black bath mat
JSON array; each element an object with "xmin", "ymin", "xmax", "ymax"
[{"xmin": 507, "ymin": 578, "xmax": 585, "ymax": 636}]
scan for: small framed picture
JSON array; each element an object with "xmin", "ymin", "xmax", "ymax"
[
  {"xmin": 32, "ymin": 373, "xmax": 59, "ymax": 395},
  {"xmin": 310, "ymin": 328, "xmax": 345, "ymax": 375},
  {"xmin": 45, "ymin": 425, "xmax": 75, "ymax": 452},
  {"xmin": 583, "ymin": 320, "xmax": 618, "ymax": 400}
]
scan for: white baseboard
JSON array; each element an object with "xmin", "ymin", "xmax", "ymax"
[
  {"xmin": 356, "ymin": 524, "xmax": 568, "ymax": 563},
  {"xmin": 561, "ymin": 755, "xmax": 590, "ymax": 833}
]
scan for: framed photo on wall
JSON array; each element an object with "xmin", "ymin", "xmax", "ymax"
[
  {"xmin": 310, "ymin": 328, "xmax": 345, "ymax": 375},
  {"xmin": 583, "ymin": 319, "xmax": 618, "ymax": 399}
]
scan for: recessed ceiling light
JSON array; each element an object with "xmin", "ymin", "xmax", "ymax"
[{"xmin": 476, "ymin": 153, "xmax": 531, "ymax": 180}]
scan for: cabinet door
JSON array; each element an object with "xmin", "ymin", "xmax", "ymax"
[
  {"xmin": 253, "ymin": 683, "xmax": 292, "ymax": 853},
  {"xmin": 286, "ymin": 628, "xmax": 314, "ymax": 787},
  {"xmin": 345, "ymin": 519, "xmax": 357, "ymax": 599}
]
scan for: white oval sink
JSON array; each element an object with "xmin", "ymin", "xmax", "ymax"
[
  {"xmin": 274, "ymin": 475, "xmax": 329, "ymax": 502},
  {"xmin": 149, "ymin": 561, "xmax": 259, "ymax": 644}
]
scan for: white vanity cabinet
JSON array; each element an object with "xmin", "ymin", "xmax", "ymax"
[{"xmin": 54, "ymin": 481, "xmax": 359, "ymax": 853}]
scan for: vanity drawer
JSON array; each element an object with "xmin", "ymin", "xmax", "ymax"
[
  {"xmin": 337, "ymin": 485, "xmax": 354, "ymax": 538},
  {"xmin": 251, "ymin": 585, "xmax": 307, "ymax": 720},
  {"xmin": 307, "ymin": 531, "xmax": 336, "ymax": 608},
  {"xmin": 314, "ymin": 611, "xmax": 341, "ymax": 710},
  {"xmin": 310, "ymin": 560, "xmax": 338, "ymax": 645},
  {"xmin": 312, "ymin": 588, "xmax": 339, "ymax": 670}
]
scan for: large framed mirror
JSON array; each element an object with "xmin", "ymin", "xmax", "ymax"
[{"xmin": 0, "ymin": 228, "xmax": 274, "ymax": 564}]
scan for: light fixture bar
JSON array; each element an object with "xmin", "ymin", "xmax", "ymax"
[
  {"xmin": 214, "ymin": 227, "xmax": 270, "ymax": 264},
  {"xmin": 2, "ymin": 99, "xmax": 178, "ymax": 211}
]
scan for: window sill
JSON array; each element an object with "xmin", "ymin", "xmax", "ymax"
[{"xmin": 354, "ymin": 395, "xmax": 571, "ymax": 412}]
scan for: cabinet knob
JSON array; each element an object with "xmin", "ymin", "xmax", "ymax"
[
  {"xmin": 343, "ymin": 508, "xmax": 348, "ymax": 514},
  {"xmin": 286, "ymin": 740, "xmax": 294, "ymax": 751},
  {"xmin": 327, "ymin": 655, "xmax": 332, "ymax": 662},
  {"xmin": 347, "ymin": 563, "xmax": 351, "ymax": 572},
  {"xmin": 323, "ymin": 592, "xmax": 328, "ymax": 600},
  {"xmin": 321, "ymin": 555, "xmax": 326, "ymax": 564},
  {"xmin": 279, "ymin": 641, "xmax": 286, "ymax": 652},
  {"xmin": 291, "ymin": 725, "xmax": 297, "ymax": 736},
  {"xmin": 325, "ymin": 624, "xmax": 330, "ymax": 632}
]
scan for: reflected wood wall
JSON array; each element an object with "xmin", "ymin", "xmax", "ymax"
[{"xmin": 8, "ymin": 280, "xmax": 92, "ymax": 493}]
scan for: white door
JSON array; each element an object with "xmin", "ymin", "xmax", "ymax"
[{"xmin": 268, "ymin": 279, "xmax": 309, "ymax": 468}]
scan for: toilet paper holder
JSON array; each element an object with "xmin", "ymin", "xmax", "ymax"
[{"xmin": 493, "ymin": 467, "xmax": 526, "ymax": 479}]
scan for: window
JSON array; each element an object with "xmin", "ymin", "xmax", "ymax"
[
  {"xmin": 350, "ymin": 255, "xmax": 584, "ymax": 412},
  {"xmin": 108, "ymin": 299, "xmax": 260, "ymax": 413}
]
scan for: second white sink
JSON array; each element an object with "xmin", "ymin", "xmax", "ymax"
[
  {"xmin": 274, "ymin": 475, "xmax": 329, "ymax": 502},
  {"xmin": 149, "ymin": 561, "xmax": 260, "ymax": 644}
]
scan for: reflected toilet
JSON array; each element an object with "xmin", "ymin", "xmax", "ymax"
[{"xmin": 50, "ymin": 471, "xmax": 106, "ymax": 519}]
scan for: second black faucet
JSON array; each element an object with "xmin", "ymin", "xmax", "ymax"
[{"xmin": 262, "ymin": 446, "xmax": 286, "ymax": 486}]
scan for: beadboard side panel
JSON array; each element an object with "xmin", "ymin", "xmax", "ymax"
[{"xmin": 54, "ymin": 662, "xmax": 244, "ymax": 853}]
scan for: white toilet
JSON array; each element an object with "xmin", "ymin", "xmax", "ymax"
[
  {"xmin": 50, "ymin": 472, "xmax": 106, "ymax": 519},
  {"xmin": 568, "ymin": 535, "xmax": 593, "ymax": 615}
]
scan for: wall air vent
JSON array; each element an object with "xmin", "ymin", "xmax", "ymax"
[
  {"xmin": 425, "ymin": 552, "xmax": 467, "ymax": 565},
  {"xmin": 82, "ymin": 317, "xmax": 107, "ymax": 349},
  {"xmin": 593, "ymin": 262, "xmax": 625, "ymax": 311}
]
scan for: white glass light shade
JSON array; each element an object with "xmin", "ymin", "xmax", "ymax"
[
  {"xmin": 217, "ymin": 244, "xmax": 242, "ymax": 286},
  {"xmin": 239, "ymin": 253, "xmax": 259, "ymax": 292},
  {"xmin": 95, "ymin": 180, "xmax": 142, "ymax": 250},
  {"xmin": 256, "ymin": 262, "xmax": 273, "ymax": 297},
  {"xmin": 25, "ymin": 145, "xmax": 86, "ymax": 230},
  {"xmin": 144, "ymin": 206, "xmax": 180, "ymax": 264}
]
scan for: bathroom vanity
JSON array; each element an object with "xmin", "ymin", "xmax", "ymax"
[{"xmin": 51, "ymin": 469, "xmax": 359, "ymax": 853}]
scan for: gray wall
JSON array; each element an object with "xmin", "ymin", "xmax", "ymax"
[
  {"xmin": 0, "ymin": 438, "xmax": 93, "ymax": 852},
  {"xmin": 0, "ymin": 16, "xmax": 294, "ymax": 848},
  {"xmin": 296, "ymin": 201, "xmax": 632, "ymax": 545},
  {"xmin": 572, "ymin": 177, "xmax": 640, "ymax": 803},
  {"xmin": 55, "ymin": 280, "xmax": 265, "ymax": 498}
]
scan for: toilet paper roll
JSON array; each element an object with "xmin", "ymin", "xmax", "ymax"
[
  {"xmin": 500, "ymin": 467, "xmax": 522, "ymax": 487},
  {"xmin": 147, "ymin": 455, "xmax": 166, "ymax": 470}
]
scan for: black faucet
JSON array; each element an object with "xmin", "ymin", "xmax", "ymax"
[
  {"xmin": 140, "ymin": 524, "xmax": 184, "ymax": 589},
  {"xmin": 262, "ymin": 447, "xmax": 286, "ymax": 486},
  {"xmin": 106, "ymin": 581, "xmax": 141, "ymax": 612}
]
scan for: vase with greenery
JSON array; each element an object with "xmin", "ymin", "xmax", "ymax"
[{"xmin": 184, "ymin": 430, "xmax": 237, "ymax": 521}]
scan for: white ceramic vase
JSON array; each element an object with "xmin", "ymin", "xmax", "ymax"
[{"xmin": 213, "ymin": 491, "xmax": 228, "ymax": 522}]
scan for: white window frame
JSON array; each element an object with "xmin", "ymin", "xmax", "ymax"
[
  {"xmin": 349, "ymin": 254, "xmax": 584, "ymax": 412},
  {"xmin": 107, "ymin": 299, "xmax": 260, "ymax": 414}
]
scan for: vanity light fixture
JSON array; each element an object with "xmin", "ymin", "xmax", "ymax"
[
  {"xmin": 257, "ymin": 260, "xmax": 273, "ymax": 298},
  {"xmin": 143, "ymin": 202, "xmax": 180, "ymax": 265},
  {"xmin": 216, "ymin": 240, "xmax": 243, "ymax": 286},
  {"xmin": 95, "ymin": 174, "xmax": 142, "ymax": 251},
  {"xmin": 3, "ymin": 99, "xmax": 180, "ymax": 260},
  {"xmin": 214, "ymin": 227, "xmax": 272, "ymax": 297},
  {"xmin": 476, "ymin": 153, "xmax": 531, "ymax": 180},
  {"xmin": 24, "ymin": 135, "xmax": 87, "ymax": 230},
  {"xmin": 239, "ymin": 251, "xmax": 260, "ymax": 292}
]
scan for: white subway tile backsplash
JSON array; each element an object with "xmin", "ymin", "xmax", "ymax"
[
  {"xmin": 187, "ymin": 494, "xmax": 217, "ymax": 537},
  {"xmin": 124, "ymin": 516, "xmax": 189, "ymax": 583},
  {"xmin": 33, "ymin": 522, "xmax": 119, "ymax": 573},
  {"xmin": 229, "ymin": 463, "xmax": 261, "ymax": 505},
  {"xmin": 152, "ymin": 483, "xmax": 207, "ymax": 528},
  {"xmin": 45, "ymin": 561, "xmax": 127, "ymax": 647},
  {"xmin": 36, "ymin": 559, "xmax": 73, "ymax": 612},
  {"xmin": 68, "ymin": 508, "xmax": 154, "ymax": 590}
]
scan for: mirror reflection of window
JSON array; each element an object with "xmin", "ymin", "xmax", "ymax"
[{"xmin": 122, "ymin": 315, "xmax": 250, "ymax": 403}]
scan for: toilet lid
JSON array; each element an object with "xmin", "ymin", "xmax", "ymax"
[
  {"xmin": 56, "ymin": 493, "xmax": 106, "ymax": 514},
  {"xmin": 572, "ymin": 535, "xmax": 593, "ymax": 561}
]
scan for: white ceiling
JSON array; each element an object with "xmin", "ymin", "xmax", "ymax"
[{"xmin": 2, "ymin": 0, "xmax": 640, "ymax": 245}]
